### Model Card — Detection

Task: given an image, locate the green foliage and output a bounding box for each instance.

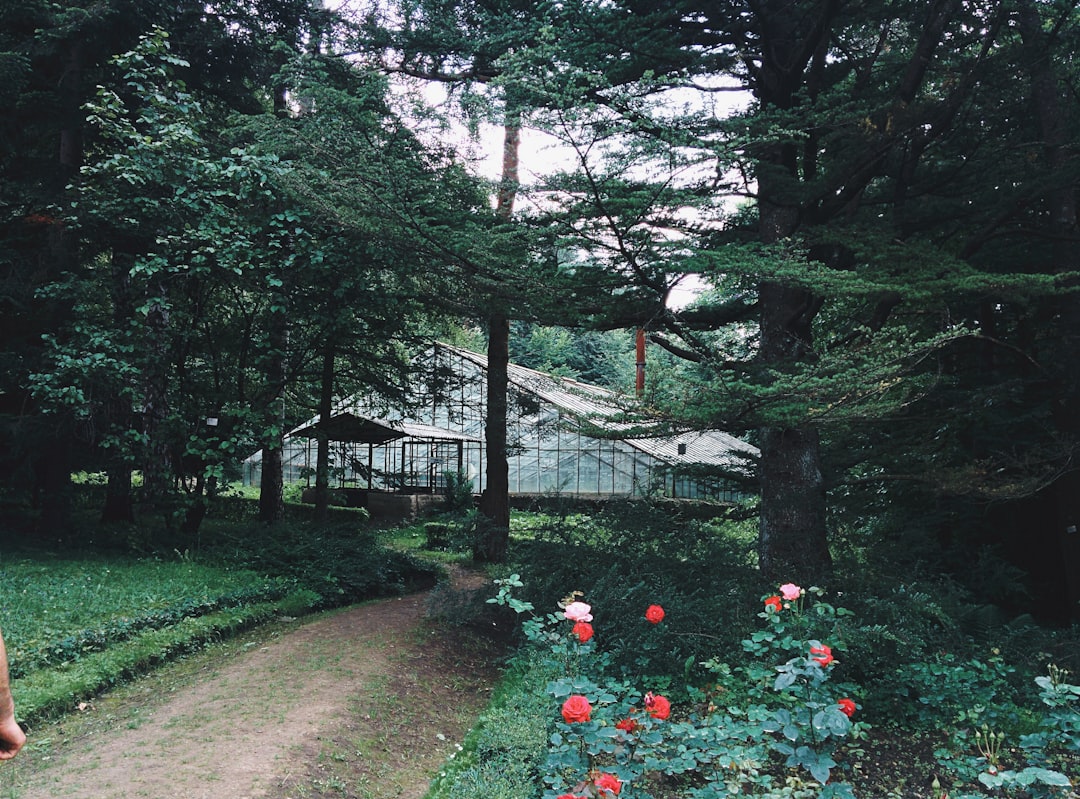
[441,471,476,514]
[0,556,282,670]
[208,521,439,606]
[0,552,320,725]
[931,665,1080,798]
[427,652,556,799]
[506,506,761,681]
[479,566,1077,798]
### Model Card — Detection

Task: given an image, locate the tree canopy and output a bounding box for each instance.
[2,0,1078,617]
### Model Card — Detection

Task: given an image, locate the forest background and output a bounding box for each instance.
[3,1,1080,636]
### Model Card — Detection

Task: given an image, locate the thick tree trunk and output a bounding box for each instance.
[36,427,74,544]
[34,38,84,537]
[140,282,172,516]
[758,426,830,582]
[478,312,511,561]
[102,470,135,525]
[748,5,835,584]
[101,250,136,524]
[476,101,521,563]
[755,197,831,583]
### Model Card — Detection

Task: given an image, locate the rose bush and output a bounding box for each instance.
[485,572,1077,799]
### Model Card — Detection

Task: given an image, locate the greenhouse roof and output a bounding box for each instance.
[290,411,480,444]
[438,343,757,470]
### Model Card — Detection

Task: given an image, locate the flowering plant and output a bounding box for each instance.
[491,575,867,797]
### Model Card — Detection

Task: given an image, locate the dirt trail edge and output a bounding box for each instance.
[3,576,503,799]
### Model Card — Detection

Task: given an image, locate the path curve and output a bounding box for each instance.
[4,582,501,799]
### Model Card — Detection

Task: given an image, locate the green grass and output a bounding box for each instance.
[425,651,555,799]
[1,554,282,658]
[0,552,315,726]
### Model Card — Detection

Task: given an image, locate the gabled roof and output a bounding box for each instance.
[289,411,481,445]
[437,343,757,470]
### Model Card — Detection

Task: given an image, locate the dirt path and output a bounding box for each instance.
[1,578,503,799]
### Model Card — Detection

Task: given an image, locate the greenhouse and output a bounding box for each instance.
[243,343,757,506]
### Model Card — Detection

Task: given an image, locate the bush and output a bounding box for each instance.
[207,520,439,607]
[507,526,761,686]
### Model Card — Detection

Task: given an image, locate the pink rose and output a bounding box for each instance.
[779,583,802,601]
[644,692,671,720]
[838,698,856,718]
[572,621,594,643]
[594,773,622,795]
[563,601,593,622]
[644,604,665,624]
[561,694,592,723]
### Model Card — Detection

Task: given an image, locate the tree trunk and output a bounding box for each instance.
[140,279,173,518]
[102,470,135,525]
[478,312,511,561]
[34,37,84,537]
[749,5,834,584]
[36,426,74,545]
[101,250,136,524]
[313,340,335,521]
[258,302,287,524]
[476,100,521,562]
[756,275,832,583]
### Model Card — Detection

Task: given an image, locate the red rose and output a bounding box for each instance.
[572,621,594,643]
[644,604,665,624]
[644,692,671,720]
[594,773,622,795]
[561,694,592,723]
[810,644,834,667]
[764,595,782,612]
[615,717,640,733]
[838,698,856,718]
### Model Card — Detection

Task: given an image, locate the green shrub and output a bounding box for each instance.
[207,520,439,607]
[507,532,761,687]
